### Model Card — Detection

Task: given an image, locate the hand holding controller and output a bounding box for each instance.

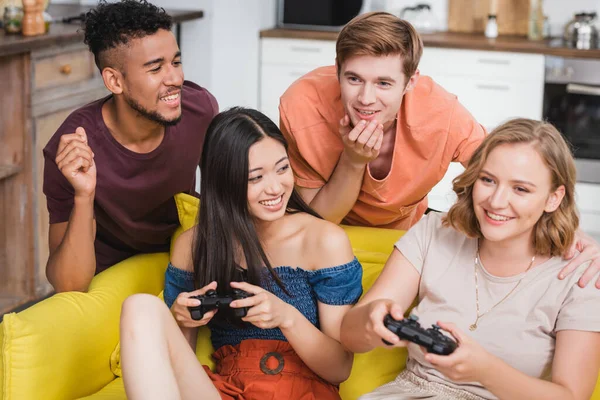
[382,314,457,355]
[188,288,252,321]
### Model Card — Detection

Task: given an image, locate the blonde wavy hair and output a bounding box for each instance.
[443,118,579,257]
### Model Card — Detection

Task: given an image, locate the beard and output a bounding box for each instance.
[125,94,182,126]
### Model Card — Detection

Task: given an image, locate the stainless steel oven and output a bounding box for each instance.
[544,56,600,183]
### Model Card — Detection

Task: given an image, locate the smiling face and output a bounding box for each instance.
[246,137,295,223]
[339,54,416,132]
[473,142,565,248]
[119,29,184,125]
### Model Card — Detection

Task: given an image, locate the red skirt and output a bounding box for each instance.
[203,339,342,400]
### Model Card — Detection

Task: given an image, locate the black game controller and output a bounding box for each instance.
[382,314,457,355]
[188,289,252,321]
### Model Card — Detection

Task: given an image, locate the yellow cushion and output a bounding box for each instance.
[77,378,126,400]
[0,252,168,400]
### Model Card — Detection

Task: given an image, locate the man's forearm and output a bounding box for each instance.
[46,196,96,292]
[308,152,366,224]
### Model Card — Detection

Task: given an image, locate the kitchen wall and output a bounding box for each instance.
[543,0,600,36]
[139,0,276,111]
[54,0,600,110]
[368,0,448,30]
[369,0,600,36]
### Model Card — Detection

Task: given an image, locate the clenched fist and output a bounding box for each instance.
[55,127,96,198]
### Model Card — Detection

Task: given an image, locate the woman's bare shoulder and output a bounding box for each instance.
[299,215,354,270]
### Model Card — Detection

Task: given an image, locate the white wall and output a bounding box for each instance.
[152,0,214,94]
[208,0,276,110]
[146,0,276,111]
[543,0,600,36]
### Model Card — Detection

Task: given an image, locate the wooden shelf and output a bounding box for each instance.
[0,164,22,181]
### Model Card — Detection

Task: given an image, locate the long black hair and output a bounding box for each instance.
[192,107,321,293]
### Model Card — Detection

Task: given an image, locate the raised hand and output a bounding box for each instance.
[170,281,218,328]
[339,115,384,166]
[559,229,600,289]
[55,127,96,198]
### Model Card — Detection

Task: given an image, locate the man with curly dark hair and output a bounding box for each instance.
[42,0,218,292]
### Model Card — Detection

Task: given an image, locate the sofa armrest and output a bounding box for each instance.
[0,252,169,400]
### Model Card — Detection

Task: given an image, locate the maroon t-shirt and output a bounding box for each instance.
[43,81,217,273]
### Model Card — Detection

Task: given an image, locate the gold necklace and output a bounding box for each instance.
[469,250,536,331]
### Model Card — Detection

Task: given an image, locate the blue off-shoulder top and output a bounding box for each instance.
[164,258,363,350]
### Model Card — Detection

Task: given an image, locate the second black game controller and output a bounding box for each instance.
[382,314,457,355]
[188,289,252,321]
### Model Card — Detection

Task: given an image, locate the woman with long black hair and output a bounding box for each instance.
[119,107,362,400]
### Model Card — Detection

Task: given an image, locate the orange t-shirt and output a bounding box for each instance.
[279,65,486,230]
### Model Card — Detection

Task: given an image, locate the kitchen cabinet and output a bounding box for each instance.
[418,47,545,212]
[258,38,546,211]
[259,38,336,124]
[418,47,545,129]
[30,43,108,298]
[0,53,34,314]
[0,43,107,313]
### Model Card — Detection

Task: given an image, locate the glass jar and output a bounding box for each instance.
[528,0,544,40]
[3,5,23,34]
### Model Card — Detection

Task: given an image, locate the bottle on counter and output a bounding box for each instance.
[3,5,23,34]
[485,14,498,38]
[21,0,44,36]
[528,0,544,40]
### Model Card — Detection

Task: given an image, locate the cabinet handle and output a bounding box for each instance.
[477,58,510,65]
[60,64,72,75]
[475,83,510,91]
[567,83,600,97]
[290,46,321,53]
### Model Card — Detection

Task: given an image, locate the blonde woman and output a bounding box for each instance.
[341,119,600,399]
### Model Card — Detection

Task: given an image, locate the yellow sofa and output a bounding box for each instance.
[1,193,599,400]
[0,194,406,400]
